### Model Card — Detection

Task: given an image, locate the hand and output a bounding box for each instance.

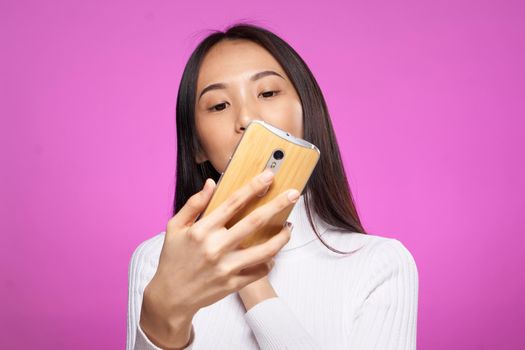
[238,224,294,311]
[140,169,297,348]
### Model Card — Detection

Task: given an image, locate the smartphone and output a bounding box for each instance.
[199,120,320,249]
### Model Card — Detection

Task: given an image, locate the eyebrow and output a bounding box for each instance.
[198,70,285,101]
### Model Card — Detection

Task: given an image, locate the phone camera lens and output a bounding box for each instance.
[273,150,284,160]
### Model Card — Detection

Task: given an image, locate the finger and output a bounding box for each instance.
[220,189,299,251]
[167,178,216,230]
[203,169,275,229]
[222,222,292,273]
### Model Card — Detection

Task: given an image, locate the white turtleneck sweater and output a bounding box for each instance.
[127,195,418,349]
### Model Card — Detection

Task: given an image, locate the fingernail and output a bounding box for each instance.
[287,189,300,202]
[260,170,274,183]
[203,178,213,191]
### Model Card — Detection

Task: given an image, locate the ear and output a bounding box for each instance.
[195,147,208,164]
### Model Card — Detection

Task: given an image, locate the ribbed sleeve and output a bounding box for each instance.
[134,325,163,350]
[134,324,194,350]
[127,234,195,350]
[347,239,419,349]
[244,297,322,349]
[126,225,419,349]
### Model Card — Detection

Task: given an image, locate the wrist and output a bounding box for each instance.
[238,277,277,311]
[140,310,194,349]
[140,283,197,348]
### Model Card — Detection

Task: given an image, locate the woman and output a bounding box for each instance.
[127,23,418,350]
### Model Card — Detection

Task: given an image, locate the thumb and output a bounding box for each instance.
[169,178,216,230]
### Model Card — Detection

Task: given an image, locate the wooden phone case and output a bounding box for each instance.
[199,120,320,248]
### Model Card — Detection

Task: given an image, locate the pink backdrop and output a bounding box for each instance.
[1,0,524,349]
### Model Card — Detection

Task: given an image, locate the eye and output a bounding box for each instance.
[208,102,228,112]
[259,90,281,98]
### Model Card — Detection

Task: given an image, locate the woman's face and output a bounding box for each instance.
[194,39,304,173]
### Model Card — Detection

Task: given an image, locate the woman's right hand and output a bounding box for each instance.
[139,169,299,348]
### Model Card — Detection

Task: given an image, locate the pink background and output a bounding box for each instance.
[1,0,524,349]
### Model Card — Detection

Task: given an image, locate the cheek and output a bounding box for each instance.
[195,117,236,172]
[265,98,303,138]
[291,99,303,132]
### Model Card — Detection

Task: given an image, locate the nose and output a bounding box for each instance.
[236,104,264,132]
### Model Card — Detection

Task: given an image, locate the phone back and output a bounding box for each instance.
[200,120,320,248]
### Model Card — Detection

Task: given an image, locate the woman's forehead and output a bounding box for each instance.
[197,40,287,88]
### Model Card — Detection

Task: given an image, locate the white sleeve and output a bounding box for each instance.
[134,323,194,350]
[244,297,322,349]
[347,239,419,349]
[126,235,195,350]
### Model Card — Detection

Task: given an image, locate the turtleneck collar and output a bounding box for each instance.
[280,194,333,252]
[277,193,368,255]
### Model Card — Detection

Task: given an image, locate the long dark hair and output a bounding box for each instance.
[173,22,367,254]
